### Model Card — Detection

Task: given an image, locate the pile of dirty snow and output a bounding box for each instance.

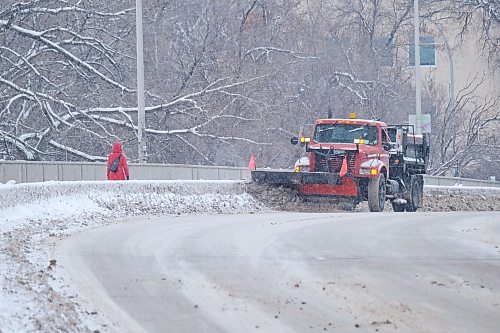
[247,183,500,212]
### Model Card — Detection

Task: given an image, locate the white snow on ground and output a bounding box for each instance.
[0,180,265,333]
[1,179,499,332]
[2,194,105,232]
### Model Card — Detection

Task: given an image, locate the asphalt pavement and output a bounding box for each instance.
[57,211,500,333]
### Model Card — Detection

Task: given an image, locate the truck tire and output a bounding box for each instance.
[405,176,421,212]
[368,174,386,212]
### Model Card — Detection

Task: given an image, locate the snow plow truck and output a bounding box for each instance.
[251,115,430,212]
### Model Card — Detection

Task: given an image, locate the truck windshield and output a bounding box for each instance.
[314,123,379,145]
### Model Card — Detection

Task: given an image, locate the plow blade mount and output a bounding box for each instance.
[251,170,342,186]
[252,170,342,186]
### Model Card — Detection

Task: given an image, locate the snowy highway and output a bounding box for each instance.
[58,211,500,333]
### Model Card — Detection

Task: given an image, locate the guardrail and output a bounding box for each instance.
[0,160,250,183]
[424,175,500,188]
[1,160,499,188]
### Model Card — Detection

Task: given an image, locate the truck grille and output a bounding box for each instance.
[315,151,356,173]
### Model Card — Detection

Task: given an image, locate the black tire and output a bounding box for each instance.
[405,176,421,212]
[392,201,405,212]
[368,173,386,212]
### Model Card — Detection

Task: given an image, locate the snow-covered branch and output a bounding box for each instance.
[245,46,319,62]
[49,140,107,161]
[6,23,131,93]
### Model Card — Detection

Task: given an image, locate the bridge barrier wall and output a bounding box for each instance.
[1,161,499,188]
[0,161,250,183]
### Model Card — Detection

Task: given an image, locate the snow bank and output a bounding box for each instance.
[0,179,264,233]
[0,179,252,209]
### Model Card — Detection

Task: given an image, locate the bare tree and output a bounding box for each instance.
[428,76,499,178]
[445,0,499,69]
[0,0,135,160]
[2,0,495,174]
[0,0,282,164]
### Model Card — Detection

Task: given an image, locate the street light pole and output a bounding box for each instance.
[413,0,422,135]
[136,0,146,163]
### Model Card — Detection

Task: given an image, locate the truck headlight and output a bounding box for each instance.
[360,168,378,175]
[359,168,370,175]
[296,166,310,172]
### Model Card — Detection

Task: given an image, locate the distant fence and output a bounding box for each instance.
[1,161,499,188]
[0,160,250,183]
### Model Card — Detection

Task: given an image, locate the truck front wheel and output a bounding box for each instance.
[368,174,386,212]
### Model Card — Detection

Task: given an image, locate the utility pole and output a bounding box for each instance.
[413,0,422,135]
[136,0,146,163]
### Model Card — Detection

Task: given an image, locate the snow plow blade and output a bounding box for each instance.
[251,170,342,186]
[251,170,359,198]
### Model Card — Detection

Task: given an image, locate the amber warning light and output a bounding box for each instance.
[300,137,310,143]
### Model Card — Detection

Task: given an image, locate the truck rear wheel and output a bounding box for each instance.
[405,176,421,212]
[368,174,386,212]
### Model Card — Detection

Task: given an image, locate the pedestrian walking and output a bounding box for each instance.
[107,142,129,180]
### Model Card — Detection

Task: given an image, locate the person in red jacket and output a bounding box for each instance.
[107,142,130,180]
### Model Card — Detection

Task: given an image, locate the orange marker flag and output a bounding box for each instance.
[248,152,256,171]
[339,156,347,177]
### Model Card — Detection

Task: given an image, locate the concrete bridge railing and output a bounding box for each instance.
[1,161,499,188]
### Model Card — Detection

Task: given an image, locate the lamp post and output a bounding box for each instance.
[413,0,422,135]
[136,0,146,163]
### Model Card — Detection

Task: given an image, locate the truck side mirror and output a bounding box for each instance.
[291,137,299,145]
[395,128,404,146]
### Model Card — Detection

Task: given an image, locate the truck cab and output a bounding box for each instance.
[307,118,390,179]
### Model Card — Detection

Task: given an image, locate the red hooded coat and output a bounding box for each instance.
[107,142,129,180]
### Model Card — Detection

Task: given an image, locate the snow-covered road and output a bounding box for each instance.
[58,212,500,333]
[0,180,263,332]
[1,180,500,332]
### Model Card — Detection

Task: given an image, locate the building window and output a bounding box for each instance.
[409,36,436,66]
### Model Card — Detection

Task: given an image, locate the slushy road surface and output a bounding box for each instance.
[58,212,500,332]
